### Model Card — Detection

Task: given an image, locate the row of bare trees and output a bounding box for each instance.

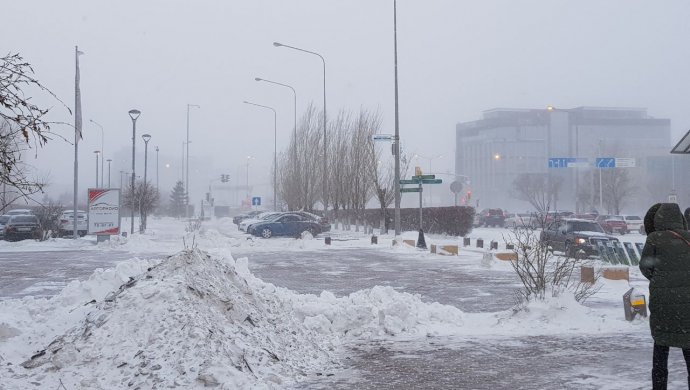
[511,169,634,215]
[276,104,410,232]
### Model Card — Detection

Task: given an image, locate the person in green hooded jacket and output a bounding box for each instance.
[640,203,690,389]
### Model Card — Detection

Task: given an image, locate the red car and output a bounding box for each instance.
[595,215,628,234]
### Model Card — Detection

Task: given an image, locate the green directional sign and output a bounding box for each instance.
[421,179,442,184]
[413,174,435,180]
[400,187,422,193]
[399,179,420,185]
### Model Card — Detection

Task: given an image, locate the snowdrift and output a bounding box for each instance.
[0,249,467,389]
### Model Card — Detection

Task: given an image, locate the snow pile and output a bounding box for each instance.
[1,250,337,389]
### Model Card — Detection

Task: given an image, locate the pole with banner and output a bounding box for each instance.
[73,46,84,239]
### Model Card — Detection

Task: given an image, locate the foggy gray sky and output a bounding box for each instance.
[3,0,690,205]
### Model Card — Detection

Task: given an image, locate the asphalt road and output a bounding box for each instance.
[233,248,682,390]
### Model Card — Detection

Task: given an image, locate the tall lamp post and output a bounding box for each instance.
[93,150,100,187]
[392,0,402,237]
[106,159,112,187]
[141,134,151,232]
[245,156,254,200]
[89,119,105,187]
[128,109,141,235]
[243,101,278,211]
[273,42,327,212]
[255,77,298,200]
[186,104,200,219]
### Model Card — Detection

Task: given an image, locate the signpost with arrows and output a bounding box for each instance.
[399,173,443,248]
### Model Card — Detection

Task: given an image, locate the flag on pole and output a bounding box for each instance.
[75,46,84,141]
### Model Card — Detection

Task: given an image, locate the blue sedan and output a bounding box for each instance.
[248,214,321,238]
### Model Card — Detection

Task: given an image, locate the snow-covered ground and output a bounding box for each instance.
[0,218,668,389]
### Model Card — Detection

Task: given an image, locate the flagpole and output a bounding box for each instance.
[73,46,83,239]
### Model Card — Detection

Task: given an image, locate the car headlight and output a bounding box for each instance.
[575,237,587,245]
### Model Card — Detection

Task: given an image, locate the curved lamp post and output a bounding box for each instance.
[255,77,298,202]
[243,101,277,211]
[128,109,141,235]
[273,41,327,211]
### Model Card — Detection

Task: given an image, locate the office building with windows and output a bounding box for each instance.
[455,106,685,213]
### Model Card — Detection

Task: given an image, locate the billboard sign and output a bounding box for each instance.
[87,188,121,235]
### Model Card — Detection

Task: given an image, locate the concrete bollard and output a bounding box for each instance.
[490,241,498,250]
[403,239,416,247]
[463,237,471,247]
[325,236,332,245]
[476,239,484,248]
[430,244,437,254]
[506,243,515,250]
[371,235,378,245]
[602,266,629,281]
[440,245,459,256]
[580,265,595,284]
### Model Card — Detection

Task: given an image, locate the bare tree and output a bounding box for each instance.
[511,173,563,213]
[0,53,67,212]
[505,217,600,305]
[123,180,159,232]
[577,169,635,214]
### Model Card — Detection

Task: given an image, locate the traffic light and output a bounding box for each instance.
[220,174,230,183]
[466,190,472,201]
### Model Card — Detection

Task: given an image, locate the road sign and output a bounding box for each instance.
[399,179,420,185]
[596,157,615,168]
[421,179,442,184]
[615,158,636,168]
[450,181,463,193]
[252,197,261,206]
[372,134,394,141]
[413,174,435,180]
[548,157,589,168]
[400,187,422,193]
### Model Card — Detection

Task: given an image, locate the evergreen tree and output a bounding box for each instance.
[169,181,187,218]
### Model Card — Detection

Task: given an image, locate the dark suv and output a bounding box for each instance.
[4,215,41,241]
[477,208,505,227]
[540,218,619,258]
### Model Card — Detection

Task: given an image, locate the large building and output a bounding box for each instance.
[455,106,689,214]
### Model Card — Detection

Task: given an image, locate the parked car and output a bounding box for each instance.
[4,214,41,241]
[239,212,281,232]
[0,215,10,239]
[540,218,620,258]
[504,213,535,228]
[477,208,505,227]
[248,213,322,238]
[233,210,263,226]
[58,210,88,237]
[6,208,33,216]
[292,211,331,232]
[595,215,628,234]
[620,215,643,234]
[573,213,597,221]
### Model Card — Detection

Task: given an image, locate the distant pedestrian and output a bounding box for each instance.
[639,203,690,389]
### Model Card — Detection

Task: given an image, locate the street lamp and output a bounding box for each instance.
[273,41,328,212]
[243,101,278,211]
[106,159,112,187]
[93,150,100,187]
[128,109,141,236]
[255,77,298,200]
[89,119,104,187]
[141,133,152,232]
[186,104,200,219]
[392,0,402,237]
